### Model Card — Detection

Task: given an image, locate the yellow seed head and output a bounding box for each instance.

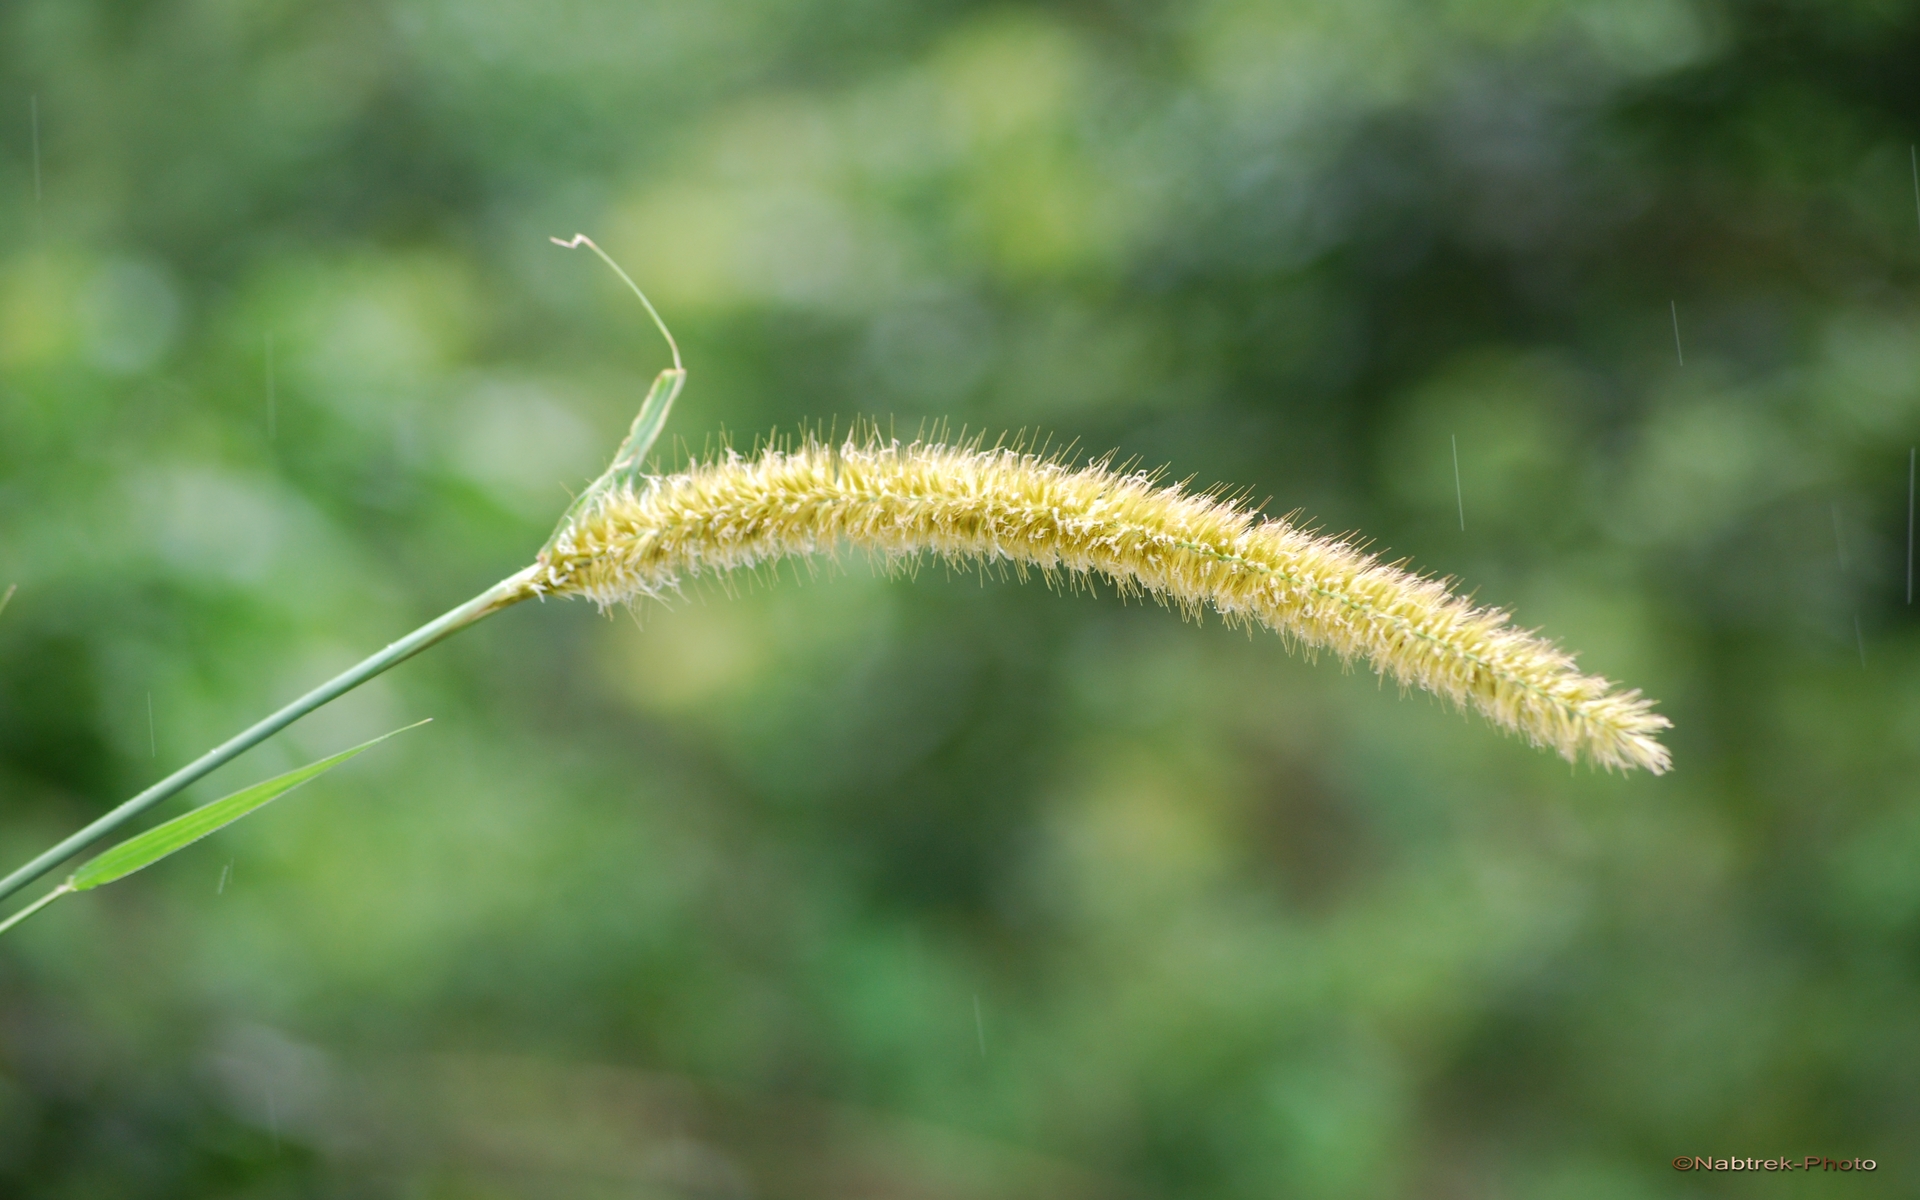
[530,437,1670,773]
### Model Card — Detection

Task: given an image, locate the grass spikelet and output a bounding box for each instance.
[532,436,1671,774]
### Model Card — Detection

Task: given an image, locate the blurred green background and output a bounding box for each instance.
[2,0,1917,1195]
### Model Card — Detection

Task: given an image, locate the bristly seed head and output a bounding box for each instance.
[529,435,1671,774]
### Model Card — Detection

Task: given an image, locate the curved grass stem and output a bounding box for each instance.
[0,567,539,908]
[0,236,663,915]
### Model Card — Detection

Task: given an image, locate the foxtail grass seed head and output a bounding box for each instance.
[529,436,1671,773]
[0,244,1674,919]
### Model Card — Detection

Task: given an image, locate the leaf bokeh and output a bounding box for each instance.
[3,1,1918,1196]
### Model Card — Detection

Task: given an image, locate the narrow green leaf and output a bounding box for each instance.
[608,366,688,483]
[67,719,430,893]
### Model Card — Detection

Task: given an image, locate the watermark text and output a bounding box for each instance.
[1674,1156,1875,1173]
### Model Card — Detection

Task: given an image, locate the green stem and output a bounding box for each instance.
[0,567,539,908]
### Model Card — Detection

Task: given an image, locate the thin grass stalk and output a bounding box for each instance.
[0,568,538,906]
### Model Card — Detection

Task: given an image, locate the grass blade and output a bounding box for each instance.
[68,719,430,893]
[608,366,688,484]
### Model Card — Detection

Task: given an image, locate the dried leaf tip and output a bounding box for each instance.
[534,437,1671,774]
